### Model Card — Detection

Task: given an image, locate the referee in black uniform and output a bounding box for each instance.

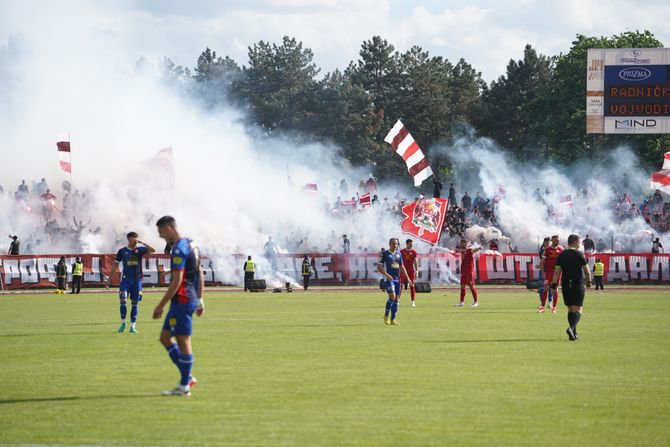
[551,234,592,341]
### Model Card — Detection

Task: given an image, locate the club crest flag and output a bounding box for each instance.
[384,120,433,187]
[400,197,448,245]
[56,132,71,173]
[650,151,670,194]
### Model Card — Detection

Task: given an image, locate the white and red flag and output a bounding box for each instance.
[559,194,573,208]
[650,151,670,194]
[493,185,506,203]
[400,197,448,245]
[56,133,71,173]
[384,120,433,187]
[359,192,371,207]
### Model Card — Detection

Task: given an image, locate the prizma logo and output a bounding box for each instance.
[619,67,651,81]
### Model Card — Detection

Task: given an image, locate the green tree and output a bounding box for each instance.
[237,36,320,132]
[191,48,241,108]
[474,44,554,157]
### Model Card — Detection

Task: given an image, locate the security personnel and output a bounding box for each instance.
[71,257,84,294]
[55,256,67,294]
[593,258,605,291]
[243,255,255,291]
[301,255,312,291]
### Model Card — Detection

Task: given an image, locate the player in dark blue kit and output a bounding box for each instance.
[377,238,409,325]
[106,232,156,333]
[153,216,205,397]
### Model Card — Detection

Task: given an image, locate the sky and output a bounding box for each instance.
[1,0,668,83]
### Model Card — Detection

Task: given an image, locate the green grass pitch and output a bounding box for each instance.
[1,287,669,446]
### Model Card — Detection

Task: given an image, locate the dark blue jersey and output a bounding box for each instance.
[170,238,200,305]
[115,245,149,281]
[379,249,402,279]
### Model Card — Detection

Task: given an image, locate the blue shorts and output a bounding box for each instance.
[162,301,198,336]
[384,278,401,297]
[120,279,143,301]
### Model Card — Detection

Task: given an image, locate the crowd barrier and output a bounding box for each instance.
[1,252,668,290]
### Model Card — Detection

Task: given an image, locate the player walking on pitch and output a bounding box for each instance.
[400,238,419,307]
[539,234,563,313]
[107,232,156,333]
[378,238,409,325]
[455,238,480,307]
[551,234,592,341]
[153,216,205,396]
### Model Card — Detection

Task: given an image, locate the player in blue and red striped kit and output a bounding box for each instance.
[107,232,156,333]
[153,216,205,397]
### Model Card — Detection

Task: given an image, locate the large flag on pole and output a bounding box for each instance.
[384,120,433,187]
[650,151,670,194]
[400,197,448,245]
[56,133,71,173]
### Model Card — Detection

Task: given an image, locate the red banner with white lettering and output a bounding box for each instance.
[1,253,669,290]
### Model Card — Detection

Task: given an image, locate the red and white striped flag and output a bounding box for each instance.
[650,151,670,194]
[359,192,371,207]
[493,185,506,203]
[560,194,573,208]
[56,133,71,173]
[384,120,433,187]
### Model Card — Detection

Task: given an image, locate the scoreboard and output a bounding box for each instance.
[587,48,670,134]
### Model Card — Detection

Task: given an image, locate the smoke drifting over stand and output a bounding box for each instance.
[1,2,667,287]
[436,135,667,252]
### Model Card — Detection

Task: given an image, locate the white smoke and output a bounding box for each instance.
[0,2,427,286]
[436,135,668,252]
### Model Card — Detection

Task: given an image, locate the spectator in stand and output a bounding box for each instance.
[432,177,443,199]
[36,178,49,197]
[472,192,482,211]
[652,237,664,253]
[448,183,456,205]
[17,180,29,199]
[264,236,278,271]
[342,235,351,253]
[595,238,606,252]
[371,194,379,206]
[533,187,543,202]
[339,179,348,196]
[461,192,471,211]
[8,235,20,255]
[365,175,377,194]
[582,234,595,253]
[40,188,57,220]
[488,239,499,251]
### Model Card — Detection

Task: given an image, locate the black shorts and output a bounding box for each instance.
[562,286,585,307]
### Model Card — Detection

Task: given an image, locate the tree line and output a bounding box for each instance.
[161,30,670,184]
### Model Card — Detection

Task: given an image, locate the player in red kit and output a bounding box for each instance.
[455,238,481,307]
[539,234,564,313]
[400,239,419,307]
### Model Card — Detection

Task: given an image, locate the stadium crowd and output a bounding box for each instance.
[2,174,670,255]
